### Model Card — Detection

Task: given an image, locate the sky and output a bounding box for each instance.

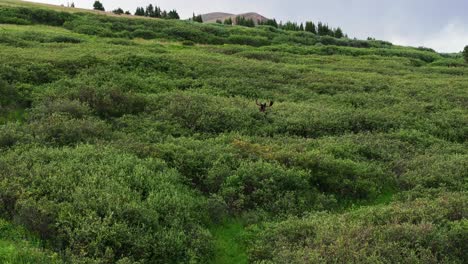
[28,0,468,53]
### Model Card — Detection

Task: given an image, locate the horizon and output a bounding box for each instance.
[26,0,468,53]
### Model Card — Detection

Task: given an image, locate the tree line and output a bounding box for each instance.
[260,19,345,38]
[91,1,179,19]
[212,15,346,38]
[134,4,180,19]
[92,1,345,38]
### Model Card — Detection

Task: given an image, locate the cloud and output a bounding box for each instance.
[388,20,468,53]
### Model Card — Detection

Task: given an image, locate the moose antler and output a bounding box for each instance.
[256,99,274,113]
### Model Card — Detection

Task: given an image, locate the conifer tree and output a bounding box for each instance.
[155,6,161,17]
[305,21,316,34]
[168,10,180,19]
[192,13,203,23]
[464,46,468,63]
[70,2,75,8]
[93,1,104,11]
[112,8,124,15]
[334,27,344,38]
[224,17,233,25]
[135,7,145,16]
[146,4,154,17]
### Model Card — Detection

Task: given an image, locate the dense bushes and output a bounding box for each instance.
[0,145,213,263]
[247,192,467,263]
[69,86,147,118]
[0,7,72,26]
[0,2,466,263]
[0,80,18,109]
[220,161,331,214]
[228,35,270,47]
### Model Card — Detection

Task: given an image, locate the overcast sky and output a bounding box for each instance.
[29,0,468,53]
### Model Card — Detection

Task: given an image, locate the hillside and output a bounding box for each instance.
[202,12,269,24]
[201,12,234,22]
[0,1,467,264]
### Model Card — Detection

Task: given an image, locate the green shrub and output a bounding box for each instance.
[182,40,195,46]
[72,86,147,118]
[31,99,92,119]
[0,145,214,263]
[0,80,18,108]
[49,35,82,43]
[220,161,325,214]
[228,35,270,47]
[0,7,72,26]
[29,113,110,145]
[0,123,28,149]
[131,29,157,39]
[247,192,467,263]
[463,45,468,63]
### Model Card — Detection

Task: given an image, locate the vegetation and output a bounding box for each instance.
[236,16,255,27]
[0,1,466,263]
[464,45,468,63]
[192,13,203,23]
[92,0,104,11]
[134,3,179,19]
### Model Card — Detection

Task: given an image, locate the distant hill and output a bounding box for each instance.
[202,12,269,24]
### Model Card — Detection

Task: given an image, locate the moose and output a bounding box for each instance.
[256,99,274,113]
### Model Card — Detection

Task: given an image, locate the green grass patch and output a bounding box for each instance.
[210,219,248,264]
[0,219,61,264]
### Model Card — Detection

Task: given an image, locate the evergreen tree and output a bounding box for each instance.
[146,4,154,17]
[282,21,300,31]
[299,23,304,31]
[135,7,145,16]
[305,21,316,34]
[464,46,468,63]
[235,16,244,26]
[124,11,131,15]
[246,18,255,27]
[192,13,203,23]
[267,19,278,28]
[93,1,104,11]
[70,2,75,8]
[224,17,233,25]
[112,8,124,15]
[334,27,344,38]
[155,6,161,18]
[235,16,255,27]
[317,22,324,35]
[161,10,167,18]
[317,22,333,36]
[258,19,278,28]
[216,19,222,24]
[167,10,180,19]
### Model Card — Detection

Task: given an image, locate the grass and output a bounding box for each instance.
[210,219,248,264]
[0,219,61,264]
[0,108,26,124]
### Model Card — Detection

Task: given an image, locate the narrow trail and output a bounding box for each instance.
[210,219,248,264]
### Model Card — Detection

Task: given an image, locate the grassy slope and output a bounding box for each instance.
[0,1,466,263]
[210,220,248,264]
[0,219,61,264]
